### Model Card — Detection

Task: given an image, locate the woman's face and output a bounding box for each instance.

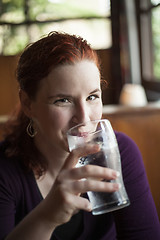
[29,60,103,152]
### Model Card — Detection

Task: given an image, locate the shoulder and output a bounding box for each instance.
[0,141,21,174]
[0,141,33,199]
[115,131,140,154]
[0,141,21,187]
[113,135,160,239]
[0,141,40,207]
[114,131,145,184]
[115,131,143,163]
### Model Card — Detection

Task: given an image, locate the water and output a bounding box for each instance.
[77,147,130,215]
[77,146,120,170]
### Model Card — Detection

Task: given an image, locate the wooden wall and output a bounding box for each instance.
[0,55,19,115]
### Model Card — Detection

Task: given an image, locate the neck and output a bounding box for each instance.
[34,138,70,198]
[34,137,69,179]
[46,149,69,178]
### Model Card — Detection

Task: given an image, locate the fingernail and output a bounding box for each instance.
[93,144,101,150]
[116,171,120,177]
[87,203,92,212]
[88,144,99,151]
[114,183,121,190]
[113,171,120,178]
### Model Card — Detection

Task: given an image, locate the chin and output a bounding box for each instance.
[59,140,70,153]
[64,143,70,153]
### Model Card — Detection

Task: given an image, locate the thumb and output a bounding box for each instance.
[62,144,100,170]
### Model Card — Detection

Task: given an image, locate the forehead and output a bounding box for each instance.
[51,59,99,76]
[38,60,101,96]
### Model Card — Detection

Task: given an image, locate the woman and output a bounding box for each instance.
[0,32,159,240]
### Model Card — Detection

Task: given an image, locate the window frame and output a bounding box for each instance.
[136,0,160,101]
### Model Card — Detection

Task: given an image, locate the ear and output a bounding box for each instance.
[19,89,33,118]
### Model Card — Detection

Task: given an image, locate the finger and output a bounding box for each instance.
[68,179,120,195]
[62,144,100,169]
[49,185,92,214]
[71,195,92,212]
[59,165,119,182]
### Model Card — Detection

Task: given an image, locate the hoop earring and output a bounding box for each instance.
[26,119,37,138]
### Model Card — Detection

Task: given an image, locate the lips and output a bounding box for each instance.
[77,132,89,138]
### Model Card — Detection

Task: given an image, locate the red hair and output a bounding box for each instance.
[4,31,101,177]
[17,31,100,99]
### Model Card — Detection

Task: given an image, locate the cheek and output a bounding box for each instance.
[32,107,57,131]
[91,102,103,119]
[38,107,72,131]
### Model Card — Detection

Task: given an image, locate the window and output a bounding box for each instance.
[140,0,160,80]
[138,0,160,100]
[151,0,160,79]
[0,0,111,55]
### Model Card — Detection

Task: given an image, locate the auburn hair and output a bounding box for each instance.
[3,31,102,178]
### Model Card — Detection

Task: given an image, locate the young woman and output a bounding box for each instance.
[0,32,159,240]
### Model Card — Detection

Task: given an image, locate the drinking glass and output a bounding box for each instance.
[67,119,130,215]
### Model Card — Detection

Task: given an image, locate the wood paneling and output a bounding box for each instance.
[0,55,19,115]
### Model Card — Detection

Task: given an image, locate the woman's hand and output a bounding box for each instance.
[42,144,120,228]
[6,145,120,240]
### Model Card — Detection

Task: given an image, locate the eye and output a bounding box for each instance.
[87,94,99,101]
[54,98,71,106]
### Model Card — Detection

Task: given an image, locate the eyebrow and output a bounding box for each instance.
[48,94,71,100]
[48,88,101,100]
[89,88,101,94]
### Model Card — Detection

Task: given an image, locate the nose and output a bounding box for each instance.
[72,101,90,124]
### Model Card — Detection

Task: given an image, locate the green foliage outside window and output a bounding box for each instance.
[0,0,111,55]
[152,5,160,79]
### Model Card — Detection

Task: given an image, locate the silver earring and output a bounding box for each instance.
[26,119,37,138]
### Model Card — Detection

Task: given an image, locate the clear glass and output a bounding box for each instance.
[67,119,130,215]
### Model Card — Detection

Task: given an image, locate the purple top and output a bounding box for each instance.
[0,132,160,240]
